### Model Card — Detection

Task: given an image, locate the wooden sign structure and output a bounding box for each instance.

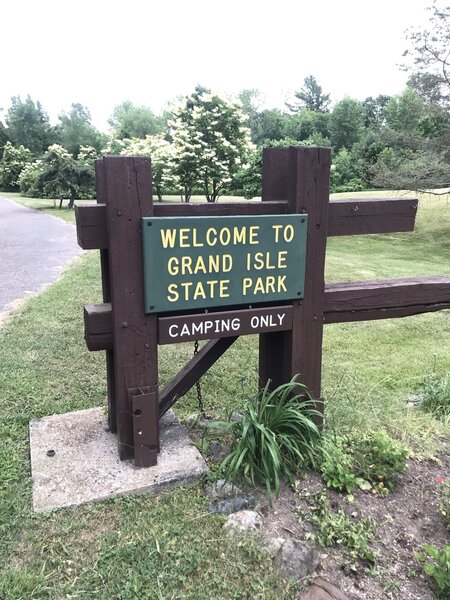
[76,147,450,468]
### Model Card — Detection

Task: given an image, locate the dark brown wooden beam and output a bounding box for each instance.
[84,303,112,351]
[154,200,287,217]
[327,198,417,236]
[83,276,450,352]
[75,195,417,250]
[324,276,450,322]
[75,203,108,249]
[103,156,158,465]
[159,337,238,416]
[94,160,117,433]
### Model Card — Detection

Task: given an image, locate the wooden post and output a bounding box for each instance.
[94,160,116,433]
[103,156,159,465]
[260,147,331,420]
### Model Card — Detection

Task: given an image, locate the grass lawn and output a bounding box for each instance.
[0,190,449,598]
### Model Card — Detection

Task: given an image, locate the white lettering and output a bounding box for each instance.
[169,324,179,338]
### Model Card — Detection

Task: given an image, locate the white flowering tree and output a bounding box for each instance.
[0,142,32,191]
[168,87,254,202]
[118,135,178,201]
[19,144,98,203]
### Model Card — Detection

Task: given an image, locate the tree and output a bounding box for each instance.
[57,103,105,156]
[108,101,163,139]
[383,88,443,137]
[362,95,391,129]
[250,109,286,145]
[0,122,9,158]
[19,145,97,203]
[5,96,55,154]
[371,88,450,193]
[329,98,364,151]
[168,87,254,202]
[287,75,330,113]
[395,2,450,193]
[118,135,178,201]
[283,109,331,143]
[403,1,450,107]
[0,142,32,191]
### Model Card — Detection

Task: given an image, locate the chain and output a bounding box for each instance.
[193,340,206,418]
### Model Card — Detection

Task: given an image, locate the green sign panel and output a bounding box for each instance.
[142,215,308,314]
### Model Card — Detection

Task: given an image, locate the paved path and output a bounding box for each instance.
[0,196,82,318]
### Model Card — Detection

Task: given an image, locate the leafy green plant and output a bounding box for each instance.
[299,491,376,562]
[352,431,407,494]
[419,372,450,422]
[320,436,362,493]
[319,432,407,495]
[220,377,322,496]
[415,544,450,598]
[436,477,450,530]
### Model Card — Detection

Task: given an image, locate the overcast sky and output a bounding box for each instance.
[1,0,433,132]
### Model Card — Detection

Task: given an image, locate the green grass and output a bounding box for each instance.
[0,190,449,597]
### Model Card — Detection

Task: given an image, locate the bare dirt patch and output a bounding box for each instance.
[260,447,449,599]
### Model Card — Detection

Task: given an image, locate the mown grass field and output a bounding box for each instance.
[0,191,449,598]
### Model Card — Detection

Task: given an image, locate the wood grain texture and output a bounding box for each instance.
[75,195,417,250]
[84,276,450,351]
[260,147,331,420]
[94,161,116,432]
[103,156,158,464]
[324,276,450,322]
[75,203,108,249]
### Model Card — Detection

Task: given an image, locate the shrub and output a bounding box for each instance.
[415,544,450,598]
[320,432,407,495]
[0,141,32,191]
[221,377,322,496]
[321,436,362,493]
[419,372,450,422]
[352,431,407,494]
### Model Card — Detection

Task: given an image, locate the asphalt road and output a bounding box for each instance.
[0,196,82,318]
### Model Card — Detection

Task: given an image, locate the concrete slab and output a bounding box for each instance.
[30,408,207,512]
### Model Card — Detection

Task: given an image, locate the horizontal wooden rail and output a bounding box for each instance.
[83,276,450,352]
[324,275,450,323]
[76,197,417,250]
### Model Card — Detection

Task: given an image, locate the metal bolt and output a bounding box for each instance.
[122,321,128,328]
[301,218,305,223]
[144,342,150,349]
[149,306,154,310]
[147,221,152,226]
[352,205,359,212]
[117,210,122,216]
[46,449,55,457]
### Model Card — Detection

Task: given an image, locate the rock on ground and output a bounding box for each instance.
[300,577,350,600]
[223,510,262,536]
[265,537,320,581]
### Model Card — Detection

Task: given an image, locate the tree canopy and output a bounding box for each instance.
[168,86,254,202]
[287,75,331,113]
[6,96,55,155]
[108,101,163,139]
[57,103,105,156]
